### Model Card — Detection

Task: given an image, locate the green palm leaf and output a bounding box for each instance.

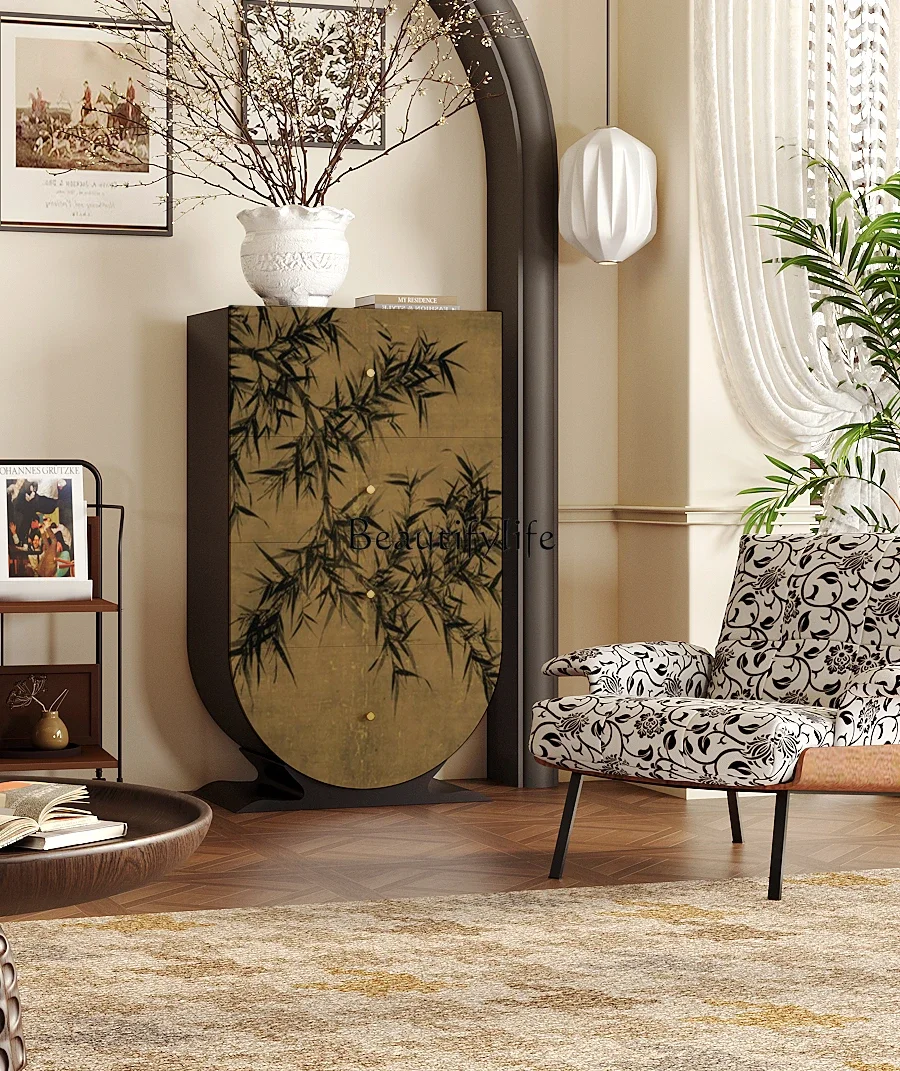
[744,159,900,533]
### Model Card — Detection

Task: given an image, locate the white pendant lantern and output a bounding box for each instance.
[559,126,658,264]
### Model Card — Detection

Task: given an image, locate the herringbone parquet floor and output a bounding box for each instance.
[7,778,900,921]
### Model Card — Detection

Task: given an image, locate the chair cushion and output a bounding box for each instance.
[530,694,836,788]
[709,534,900,708]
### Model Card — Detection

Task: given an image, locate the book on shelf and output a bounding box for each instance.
[0,780,124,850]
[360,304,461,311]
[1,463,92,602]
[17,820,127,851]
[355,294,459,308]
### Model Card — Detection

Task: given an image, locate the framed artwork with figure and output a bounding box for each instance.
[0,11,172,234]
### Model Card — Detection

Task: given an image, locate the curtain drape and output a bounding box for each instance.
[695,0,900,525]
[808,0,900,195]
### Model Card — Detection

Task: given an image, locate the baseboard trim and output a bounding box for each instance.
[644,784,736,801]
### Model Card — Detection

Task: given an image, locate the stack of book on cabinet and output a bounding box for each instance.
[355,294,461,311]
[0,780,126,851]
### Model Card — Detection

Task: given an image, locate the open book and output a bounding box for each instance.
[0,780,93,849]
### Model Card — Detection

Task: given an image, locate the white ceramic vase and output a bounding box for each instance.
[238,204,355,307]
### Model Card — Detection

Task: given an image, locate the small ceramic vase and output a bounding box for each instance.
[32,710,69,750]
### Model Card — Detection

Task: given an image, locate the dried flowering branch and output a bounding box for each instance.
[96,0,522,207]
[6,675,70,714]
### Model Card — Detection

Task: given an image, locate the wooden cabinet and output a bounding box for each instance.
[188,307,512,808]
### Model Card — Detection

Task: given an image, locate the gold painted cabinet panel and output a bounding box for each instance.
[227,307,503,789]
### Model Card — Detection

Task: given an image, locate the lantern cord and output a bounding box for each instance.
[606,0,611,127]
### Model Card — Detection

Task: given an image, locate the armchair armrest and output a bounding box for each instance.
[834,663,900,747]
[542,641,712,699]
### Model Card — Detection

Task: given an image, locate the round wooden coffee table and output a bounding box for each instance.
[0,778,211,1071]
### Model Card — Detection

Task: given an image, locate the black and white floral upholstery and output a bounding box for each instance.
[531,535,900,788]
[542,641,712,699]
[530,693,834,787]
[834,664,900,746]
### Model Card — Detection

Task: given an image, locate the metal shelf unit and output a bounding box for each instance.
[0,459,124,781]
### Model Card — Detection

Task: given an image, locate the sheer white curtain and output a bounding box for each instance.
[695,0,900,524]
[808,0,900,194]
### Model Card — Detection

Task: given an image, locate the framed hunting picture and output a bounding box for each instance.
[0,11,172,234]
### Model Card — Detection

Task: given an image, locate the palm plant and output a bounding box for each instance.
[741,159,900,533]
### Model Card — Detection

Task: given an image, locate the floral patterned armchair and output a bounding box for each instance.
[531,534,900,899]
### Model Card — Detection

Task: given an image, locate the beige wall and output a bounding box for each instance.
[617,0,692,644]
[1,0,618,788]
[532,0,620,700]
[615,0,781,654]
[617,0,691,513]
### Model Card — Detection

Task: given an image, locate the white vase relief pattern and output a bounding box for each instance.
[238,205,354,307]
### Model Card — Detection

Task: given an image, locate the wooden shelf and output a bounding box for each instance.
[0,746,118,772]
[0,466,125,783]
[0,599,118,615]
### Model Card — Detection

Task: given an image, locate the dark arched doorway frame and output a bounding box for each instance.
[437,0,559,788]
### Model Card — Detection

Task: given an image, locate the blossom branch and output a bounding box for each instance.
[98,0,522,208]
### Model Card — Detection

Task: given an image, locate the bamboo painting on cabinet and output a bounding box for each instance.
[226,307,503,789]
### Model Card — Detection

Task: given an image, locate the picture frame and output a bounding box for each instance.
[0,10,172,235]
[242,0,386,151]
[0,463,92,601]
[0,663,100,747]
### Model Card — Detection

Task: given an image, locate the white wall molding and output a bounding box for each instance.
[559,504,819,527]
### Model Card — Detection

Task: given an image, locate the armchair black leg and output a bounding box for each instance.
[727,789,743,844]
[549,772,583,879]
[768,792,791,901]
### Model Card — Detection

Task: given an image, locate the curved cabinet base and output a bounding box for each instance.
[195,749,489,812]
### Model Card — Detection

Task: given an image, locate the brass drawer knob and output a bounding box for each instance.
[365,711,376,721]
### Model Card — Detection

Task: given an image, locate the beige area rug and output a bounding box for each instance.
[7,872,900,1071]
